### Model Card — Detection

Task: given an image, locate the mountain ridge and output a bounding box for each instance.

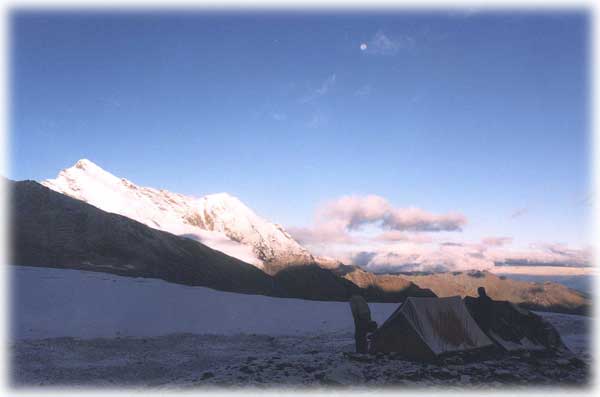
[41,159,314,275]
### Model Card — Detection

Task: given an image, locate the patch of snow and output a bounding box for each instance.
[11,266,397,340]
[13,266,590,362]
[534,311,591,358]
[194,192,313,266]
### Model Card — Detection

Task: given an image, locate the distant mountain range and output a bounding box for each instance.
[400,271,589,315]
[7,159,591,314]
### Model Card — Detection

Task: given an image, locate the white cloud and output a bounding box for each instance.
[363,30,414,56]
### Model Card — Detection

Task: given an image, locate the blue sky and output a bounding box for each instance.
[10,10,590,256]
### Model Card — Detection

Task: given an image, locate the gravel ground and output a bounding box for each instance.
[10,331,590,389]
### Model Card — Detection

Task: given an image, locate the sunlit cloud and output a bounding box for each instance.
[481,236,513,246]
[373,230,433,244]
[347,242,591,274]
[353,243,490,273]
[289,195,466,248]
[319,195,466,232]
[287,219,354,246]
[288,193,590,273]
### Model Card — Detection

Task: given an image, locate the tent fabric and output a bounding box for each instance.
[464,297,568,353]
[370,296,494,359]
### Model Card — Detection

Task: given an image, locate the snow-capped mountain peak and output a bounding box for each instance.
[194,192,314,269]
[74,158,98,169]
[42,159,315,273]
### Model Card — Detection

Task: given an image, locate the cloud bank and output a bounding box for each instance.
[287,194,590,274]
[493,244,591,268]
[318,195,467,232]
[481,237,513,246]
[290,195,466,248]
[349,243,591,274]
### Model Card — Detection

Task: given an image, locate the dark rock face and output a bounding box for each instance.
[335,266,437,302]
[10,180,274,296]
[271,264,437,302]
[272,265,364,301]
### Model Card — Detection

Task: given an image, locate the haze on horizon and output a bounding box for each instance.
[10,10,592,273]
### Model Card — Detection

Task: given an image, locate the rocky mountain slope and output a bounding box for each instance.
[399,270,590,315]
[192,192,314,275]
[327,265,589,314]
[11,180,274,295]
[41,159,314,274]
[334,265,436,302]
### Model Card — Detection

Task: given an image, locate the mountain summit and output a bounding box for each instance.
[42,159,314,274]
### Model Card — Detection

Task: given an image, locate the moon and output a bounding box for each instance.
[360,43,367,51]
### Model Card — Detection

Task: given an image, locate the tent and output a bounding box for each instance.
[464,297,569,353]
[370,296,494,360]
